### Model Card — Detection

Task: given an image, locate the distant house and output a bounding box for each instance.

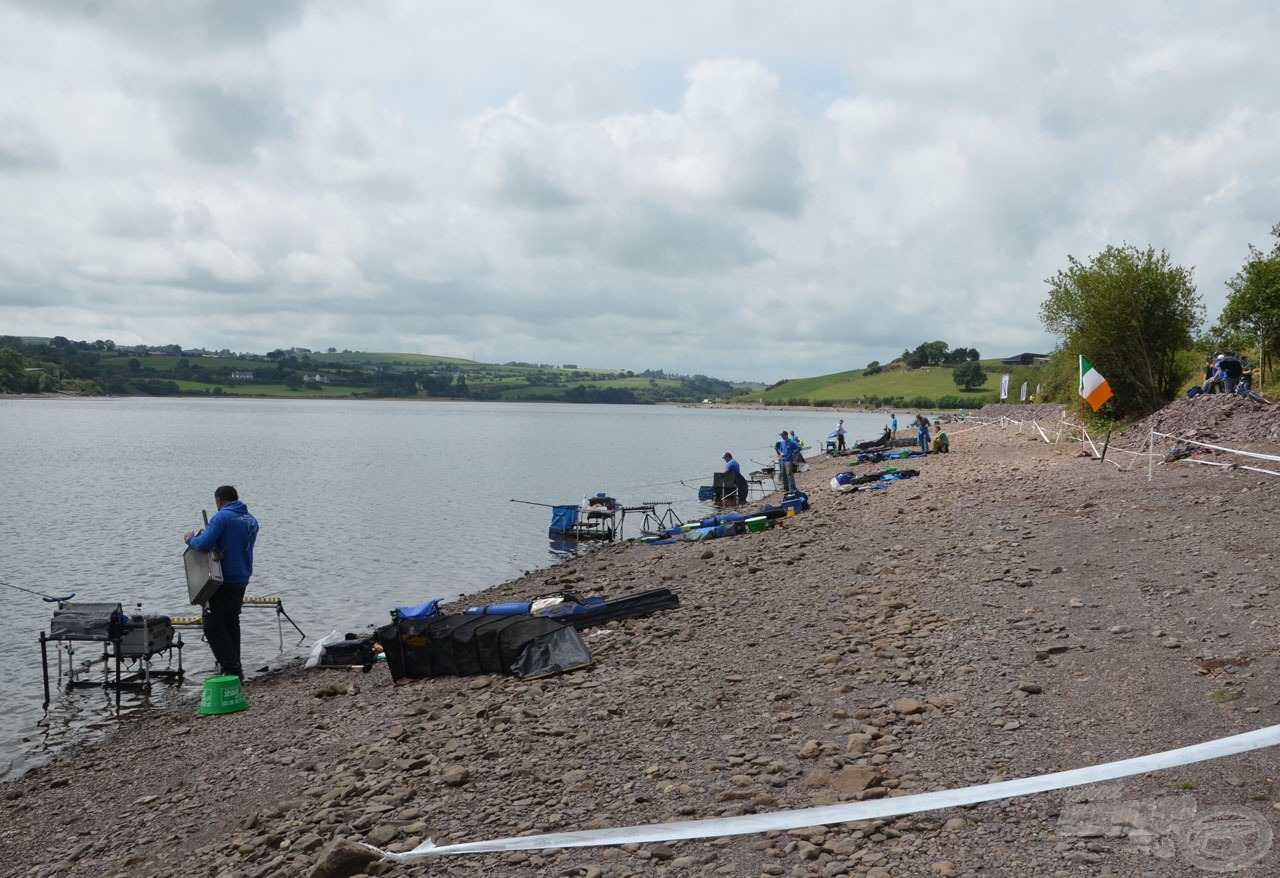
[303,373,329,384]
[1001,353,1050,366]
[231,371,254,380]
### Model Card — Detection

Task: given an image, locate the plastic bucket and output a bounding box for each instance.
[197,674,248,715]
[745,517,767,533]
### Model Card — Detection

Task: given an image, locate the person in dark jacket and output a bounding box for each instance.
[184,486,259,680]
[1219,353,1244,393]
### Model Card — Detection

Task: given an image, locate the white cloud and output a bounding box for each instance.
[1,2,1279,379]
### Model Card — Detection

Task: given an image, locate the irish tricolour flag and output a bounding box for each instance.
[1079,355,1113,411]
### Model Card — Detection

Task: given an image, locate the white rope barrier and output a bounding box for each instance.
[369,724,1280,862]
[1148,430,1280,481]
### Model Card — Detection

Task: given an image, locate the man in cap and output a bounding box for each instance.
[722,452,750,503]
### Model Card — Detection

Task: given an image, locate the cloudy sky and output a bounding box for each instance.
[1,1,1278,382]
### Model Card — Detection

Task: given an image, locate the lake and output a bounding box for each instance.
[0,397,895,780]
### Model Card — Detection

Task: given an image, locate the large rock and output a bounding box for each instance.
[309,839,382,878]
[829,765,881,794]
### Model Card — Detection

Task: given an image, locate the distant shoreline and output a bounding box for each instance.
[1,393,992,416]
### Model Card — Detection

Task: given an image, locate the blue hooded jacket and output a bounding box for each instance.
[187,500,259,585]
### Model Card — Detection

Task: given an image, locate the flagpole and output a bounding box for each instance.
[1078,355,1086,453]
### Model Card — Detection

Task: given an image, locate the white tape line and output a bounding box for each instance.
[372,724,1280,862]
[1150,430,1280,464]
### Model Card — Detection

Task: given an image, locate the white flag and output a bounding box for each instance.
[1000,373,1009,400]
[1020,381,1028,401]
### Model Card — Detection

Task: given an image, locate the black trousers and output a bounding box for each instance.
[204,583,246,678]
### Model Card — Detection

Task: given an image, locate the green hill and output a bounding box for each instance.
[0,337,753,404]
[748,360,1047,409]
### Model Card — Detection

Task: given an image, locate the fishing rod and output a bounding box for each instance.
[0,578,75,603]
[510,499,561,508]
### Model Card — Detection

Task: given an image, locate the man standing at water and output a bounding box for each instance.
[777,431,797,493]
[913,413,931,454]
[722,452,750,503]
[184,486,259,680]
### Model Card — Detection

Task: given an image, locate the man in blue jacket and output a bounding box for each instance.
[777,431,797,492]
[184,486,259,680]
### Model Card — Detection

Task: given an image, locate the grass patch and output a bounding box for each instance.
[1209,688,1243,704]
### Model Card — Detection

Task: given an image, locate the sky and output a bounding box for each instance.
[1,1,1278,383]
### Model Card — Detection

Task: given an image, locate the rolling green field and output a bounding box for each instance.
[5,337,1044,407]
[753,360,1047,408]
[310,352,478,367]
[172,380,355,398]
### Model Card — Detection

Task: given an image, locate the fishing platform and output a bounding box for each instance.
[517,494,684,544]
[39,596,306,709]
[40,602,184,709]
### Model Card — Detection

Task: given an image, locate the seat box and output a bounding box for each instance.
[50,602,124,641]
[111,616,175,657]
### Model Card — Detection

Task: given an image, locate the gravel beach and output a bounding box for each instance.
[3,403,1279,878]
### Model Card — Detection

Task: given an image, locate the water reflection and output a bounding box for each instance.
[547,537,582,562]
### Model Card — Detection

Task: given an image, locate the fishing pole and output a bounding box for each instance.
[0,578,75,602]
[509,499,560,508]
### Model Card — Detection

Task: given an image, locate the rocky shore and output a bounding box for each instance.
[3,405,1279,878]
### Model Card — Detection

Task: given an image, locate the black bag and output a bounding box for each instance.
[562,587,681,631]
[377,617,435,681]
[318,634,377,671]
[423,613,477,677]
[449,616,493,676]
[495,616,573,670]
[381,609,597,680]
[50,602,124,641]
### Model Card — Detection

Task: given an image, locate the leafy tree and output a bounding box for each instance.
[1039,244,1203,416]
[864,360,882,375]
[901,341,949,368]
[0,346,25,391]
[1216,222,1280,382]
[951,360,988,390]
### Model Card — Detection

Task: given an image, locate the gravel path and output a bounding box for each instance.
[3,406,1279,878]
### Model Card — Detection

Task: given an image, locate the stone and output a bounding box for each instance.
[308,839,381,878]
[441,767,471,787]
[829,765,881,794]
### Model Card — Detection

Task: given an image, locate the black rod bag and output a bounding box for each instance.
[562,587,680,631]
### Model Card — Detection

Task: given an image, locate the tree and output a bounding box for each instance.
[1217,222,1280,382]
[902,341,949,368]
[0,346,24,392]
[952,360,988,390]
[1039,244,1203,416]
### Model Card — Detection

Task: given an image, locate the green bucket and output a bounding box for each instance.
[198,674,248,716]
[745,517,767,533]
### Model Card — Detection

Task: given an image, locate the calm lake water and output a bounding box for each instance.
[0,398,894,781]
